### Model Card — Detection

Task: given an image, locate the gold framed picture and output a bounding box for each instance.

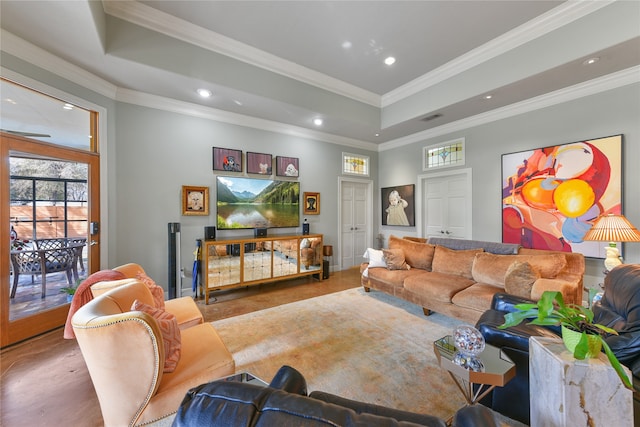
[182,185,209,216]
[303,192,320,215]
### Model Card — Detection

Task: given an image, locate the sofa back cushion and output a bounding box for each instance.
[471,252,567,287]
[431,246,484,279]
[388,235,435,270]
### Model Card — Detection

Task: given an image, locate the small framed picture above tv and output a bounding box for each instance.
[276,156,299,177]
[246,152,272,175]
[216,176,300,229]
[212,147,242,172]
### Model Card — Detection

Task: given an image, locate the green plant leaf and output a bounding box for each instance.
[573,332,589,360]
[499,309,539,328]
[601,340,633,390]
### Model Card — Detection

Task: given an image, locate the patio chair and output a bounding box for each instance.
[10,246,78,298]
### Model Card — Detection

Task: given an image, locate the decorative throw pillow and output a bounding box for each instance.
[132,299,181,373]
[363,248,388,268]
[136,272,165,309]
[504,261,540,299]
[388,235,435,270]
[431,246,484,279]
[382,248,410,270]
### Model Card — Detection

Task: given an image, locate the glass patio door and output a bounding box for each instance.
[1,134,100,346]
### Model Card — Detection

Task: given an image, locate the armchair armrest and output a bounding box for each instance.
[268,365,307,396]
[490,293,535,313]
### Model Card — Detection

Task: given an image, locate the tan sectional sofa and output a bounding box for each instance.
[361,236,585,324]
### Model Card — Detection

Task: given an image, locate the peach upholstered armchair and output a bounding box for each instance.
[72,280,235,426]
[90,262,203,329]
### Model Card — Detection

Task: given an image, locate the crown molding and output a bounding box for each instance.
[1,29,118,99]
[102,1,380,107]
[115,88,377,151]
[379,66,640,152]
[381,0,614,107]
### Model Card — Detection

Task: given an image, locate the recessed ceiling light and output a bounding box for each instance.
[384,56,396,66]
[583,57,600,65]
[375,133,380,137]
[197,88,212,98]
[234,100,243,106]
[313,118,323,126]
[484,95,493,100]
[342,41,352,49]
[63,103,74,110]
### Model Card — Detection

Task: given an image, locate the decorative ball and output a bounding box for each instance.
[453,352,485,372]
[453,325,485,357]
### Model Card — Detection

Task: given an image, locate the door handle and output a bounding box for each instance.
[90,240,98,246]
[440,230,445,234]
[445,231,451,235]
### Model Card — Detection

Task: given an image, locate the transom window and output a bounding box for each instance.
[342,153,370,177]
[423,138,465,171]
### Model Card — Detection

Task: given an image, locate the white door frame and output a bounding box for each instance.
[416,168,472,239]
[338,176,374,270]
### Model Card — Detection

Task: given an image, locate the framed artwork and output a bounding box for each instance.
[246,152,272,175]
[303,192,320,215]
[212,147,242,172]
[182,185,209,216]
[276,156,299,177]
[502,134,622,258]
[381,184,415,226]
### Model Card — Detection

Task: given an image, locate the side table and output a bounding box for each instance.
[434,335,516,405]
[529,336,633,427]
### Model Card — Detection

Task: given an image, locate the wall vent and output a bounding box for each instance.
[420,113,442,122]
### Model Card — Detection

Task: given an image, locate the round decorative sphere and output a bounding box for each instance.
[453,352,485,372]
[453,325,485,357]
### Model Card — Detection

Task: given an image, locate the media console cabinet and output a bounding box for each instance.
[202,234,323,304]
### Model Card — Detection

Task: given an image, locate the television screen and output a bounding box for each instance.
[216,176,300,229]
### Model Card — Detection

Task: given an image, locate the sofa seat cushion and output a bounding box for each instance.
[388,235,435,270]
[166,296,205,329]
[367,267,424,288]
[431,246,484,279]
[471,252,568,287]
[452,283,504,313]
[139,323,235,424]
[404,272,474,303]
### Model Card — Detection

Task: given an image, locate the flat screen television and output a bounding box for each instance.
[216,176,300,229]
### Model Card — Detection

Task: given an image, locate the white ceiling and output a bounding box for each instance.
[1,1,639,148]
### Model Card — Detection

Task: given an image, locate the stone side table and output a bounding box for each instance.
[529,336,633,427]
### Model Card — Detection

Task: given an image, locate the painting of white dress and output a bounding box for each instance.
[381,184,415,226]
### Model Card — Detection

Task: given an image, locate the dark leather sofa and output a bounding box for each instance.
[172,365,501,427]
[476,263,640,425]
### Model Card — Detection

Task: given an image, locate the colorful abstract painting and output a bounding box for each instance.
[502,135,622,258]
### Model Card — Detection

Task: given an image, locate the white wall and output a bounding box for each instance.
[113,103,378,286]
[378,82,640,290]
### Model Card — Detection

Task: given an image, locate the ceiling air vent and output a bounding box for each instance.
[420,113,442,122]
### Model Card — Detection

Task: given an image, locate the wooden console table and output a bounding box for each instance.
[202,234,323,304]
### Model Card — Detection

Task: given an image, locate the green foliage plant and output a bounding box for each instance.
[499,290,632,389]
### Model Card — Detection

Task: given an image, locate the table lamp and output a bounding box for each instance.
[583,213,640,271]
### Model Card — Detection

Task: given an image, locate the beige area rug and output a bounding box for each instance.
[200,288,526,426]
[150,288,526,426]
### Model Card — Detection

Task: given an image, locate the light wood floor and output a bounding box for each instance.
[0,268,361,427]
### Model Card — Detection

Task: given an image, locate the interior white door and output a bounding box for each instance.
[423,170,471,239]
[340,180,370,269]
